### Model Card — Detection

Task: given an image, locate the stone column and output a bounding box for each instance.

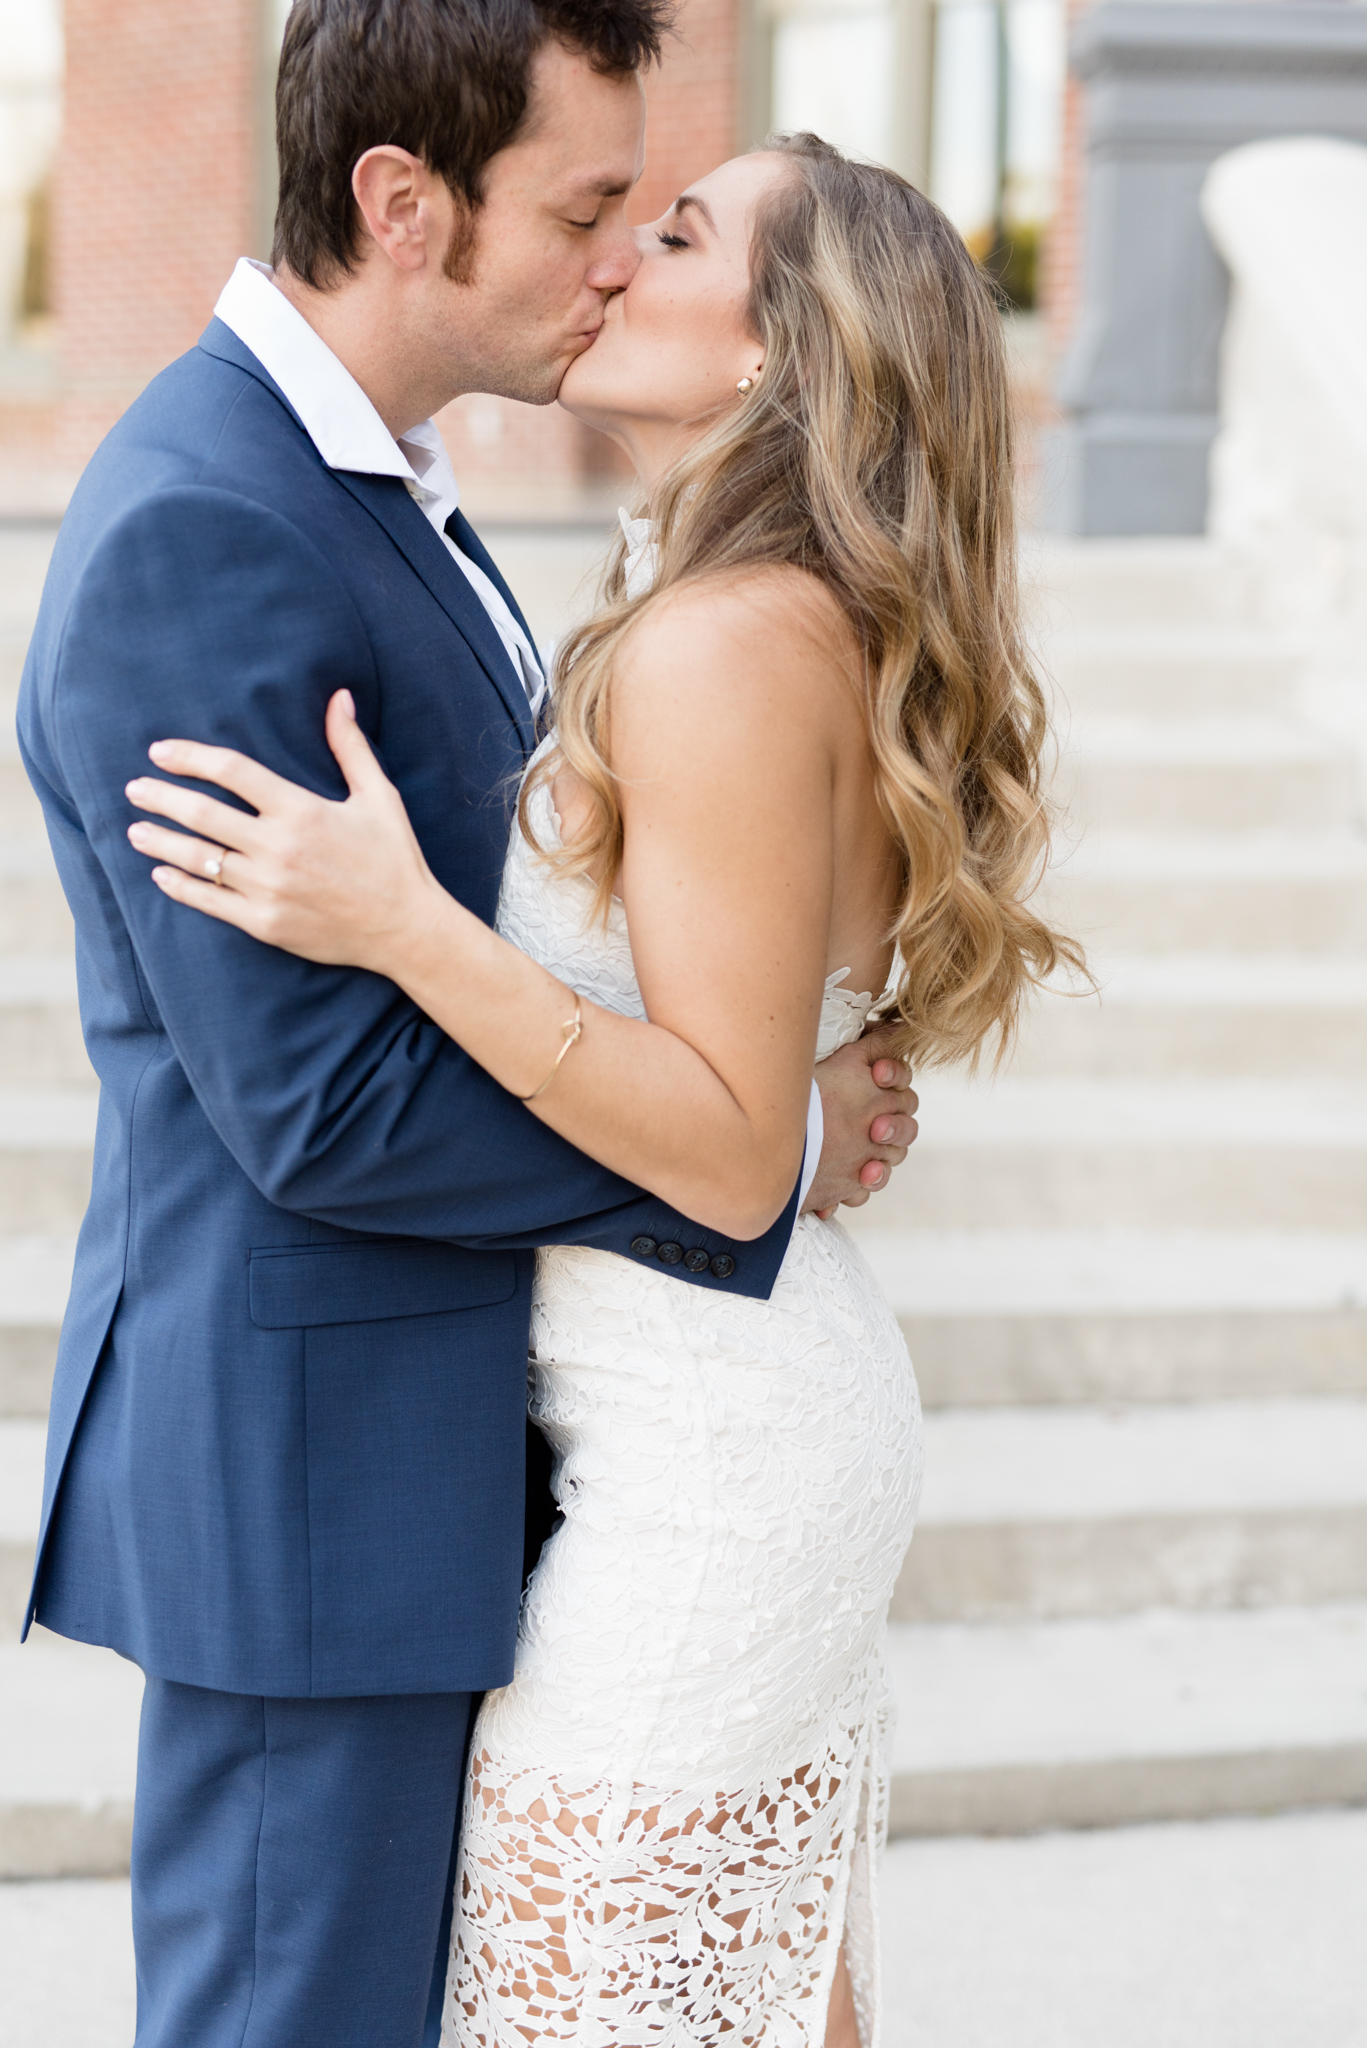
[1041,1,1367,537]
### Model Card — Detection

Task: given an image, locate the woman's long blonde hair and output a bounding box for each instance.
[522,132,1082,1069]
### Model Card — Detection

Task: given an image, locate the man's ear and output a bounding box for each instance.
[351,146,444,273]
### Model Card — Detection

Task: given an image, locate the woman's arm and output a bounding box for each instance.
[127,574,863,1239]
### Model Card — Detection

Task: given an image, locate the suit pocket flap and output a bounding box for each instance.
[248,1241,517,1329]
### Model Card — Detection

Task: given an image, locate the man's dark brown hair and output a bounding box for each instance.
[273,0,673,289]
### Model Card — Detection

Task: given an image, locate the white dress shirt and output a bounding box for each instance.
[212,258,826,1215]
[213,258,544,711]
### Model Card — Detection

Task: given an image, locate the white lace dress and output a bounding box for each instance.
[443,757,923,2048]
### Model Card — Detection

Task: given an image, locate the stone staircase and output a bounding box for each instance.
[849,539,1367,1832]
[2,527,1366,1878]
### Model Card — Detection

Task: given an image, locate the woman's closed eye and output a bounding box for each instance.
[655,231,690,251]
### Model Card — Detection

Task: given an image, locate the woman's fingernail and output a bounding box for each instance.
[128,823,149,844]
[148,741,171,761]
[339,690,355,718]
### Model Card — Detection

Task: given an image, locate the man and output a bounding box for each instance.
[17,3,917,2042]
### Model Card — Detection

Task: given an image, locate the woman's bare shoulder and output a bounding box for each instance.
[615,565,859,722]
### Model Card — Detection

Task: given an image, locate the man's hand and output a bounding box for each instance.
[803,1022,918,1217]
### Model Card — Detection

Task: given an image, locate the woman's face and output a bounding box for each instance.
[557,152,785,476]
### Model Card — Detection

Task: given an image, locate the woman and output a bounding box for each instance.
[124,135,1076,2048]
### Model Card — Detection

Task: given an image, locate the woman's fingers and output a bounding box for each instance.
[147,862,260,933]
[324,690,388,799]
[144,737,291,813]
[125,775,263,853]
[127,820,245,886]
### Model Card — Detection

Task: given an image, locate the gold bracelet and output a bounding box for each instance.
[518,991,583,1103]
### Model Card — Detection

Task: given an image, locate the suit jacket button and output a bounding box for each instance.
[630,1236,657,1258]
[683,1248,710,1273]
[657,1241,684,1266]
[710,1254,736,1279]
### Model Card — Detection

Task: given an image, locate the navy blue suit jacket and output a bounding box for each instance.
[16,321,799,1698]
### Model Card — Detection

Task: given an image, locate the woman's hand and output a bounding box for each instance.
[125,690,448,974]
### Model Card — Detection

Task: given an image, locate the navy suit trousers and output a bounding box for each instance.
[131,1680,474,2048]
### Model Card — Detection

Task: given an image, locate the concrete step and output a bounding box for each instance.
[0,842,71,951]
[0,958,90,1084]
[886,1601,1367,1835]
[0,765,44,834]
[1040,831,1367,953]
[0,1632,140,1879]
[7,1811,1367,2048]
[10,1382,1366,1630]
[1,1416,42,1627]
[850,1223,1367,1319]
[851,1223,1367,1402]
[9,1606,1366,1872]
[0,1236,72,1417]
[903,1307,1367,1406]
[6,1235,1366,1416]
[1025,539,1264,632]
[893,1399,1367,1621]
[0,1087,96,1232]
[1013,954,1367,1078]
[1041,630,1305,718]
[1055,717,1354,834]
[881,1808,1367,2048]
[0,533,57,628]
[0,1877,136,2048]
[872,1077,1367,1229]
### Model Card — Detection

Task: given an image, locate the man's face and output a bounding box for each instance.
[440,39,647,405]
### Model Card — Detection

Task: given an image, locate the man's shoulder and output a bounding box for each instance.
[76,329,311,516]
[40,335,345,629]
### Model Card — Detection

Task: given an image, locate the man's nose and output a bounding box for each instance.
[586,217,642,295]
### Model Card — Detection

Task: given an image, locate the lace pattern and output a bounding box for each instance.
[443,742,923,2046]
[450,1660,893,2048]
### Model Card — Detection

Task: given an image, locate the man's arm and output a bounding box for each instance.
[40,487,707,1252]
[41,487,914,1268]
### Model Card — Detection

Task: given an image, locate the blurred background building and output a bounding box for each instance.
[3,3,1367,2043]
[0,0,1076,513]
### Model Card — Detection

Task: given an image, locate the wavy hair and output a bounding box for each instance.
[522,132,1083,1069]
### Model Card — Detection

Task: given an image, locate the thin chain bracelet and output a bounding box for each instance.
[518,991,584,1103]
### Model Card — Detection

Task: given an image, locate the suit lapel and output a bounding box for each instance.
[448,509,538,650]
[330,472,536,757]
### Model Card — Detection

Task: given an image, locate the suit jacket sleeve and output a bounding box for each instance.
[37,486,799,1288]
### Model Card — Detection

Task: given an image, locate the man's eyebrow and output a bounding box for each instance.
[674,192,716,232]
[570,174,637,199]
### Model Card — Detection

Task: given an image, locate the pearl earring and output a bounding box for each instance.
[737,376,755,396]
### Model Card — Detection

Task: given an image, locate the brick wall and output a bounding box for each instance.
[52,0,260,472]
[3,0,744,506]
[1037,0,1090,375]
[637,0,740,222]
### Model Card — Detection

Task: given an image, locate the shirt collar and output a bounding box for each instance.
[213,259,458,522]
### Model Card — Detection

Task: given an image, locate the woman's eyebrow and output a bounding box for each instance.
[673,193,716,234]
